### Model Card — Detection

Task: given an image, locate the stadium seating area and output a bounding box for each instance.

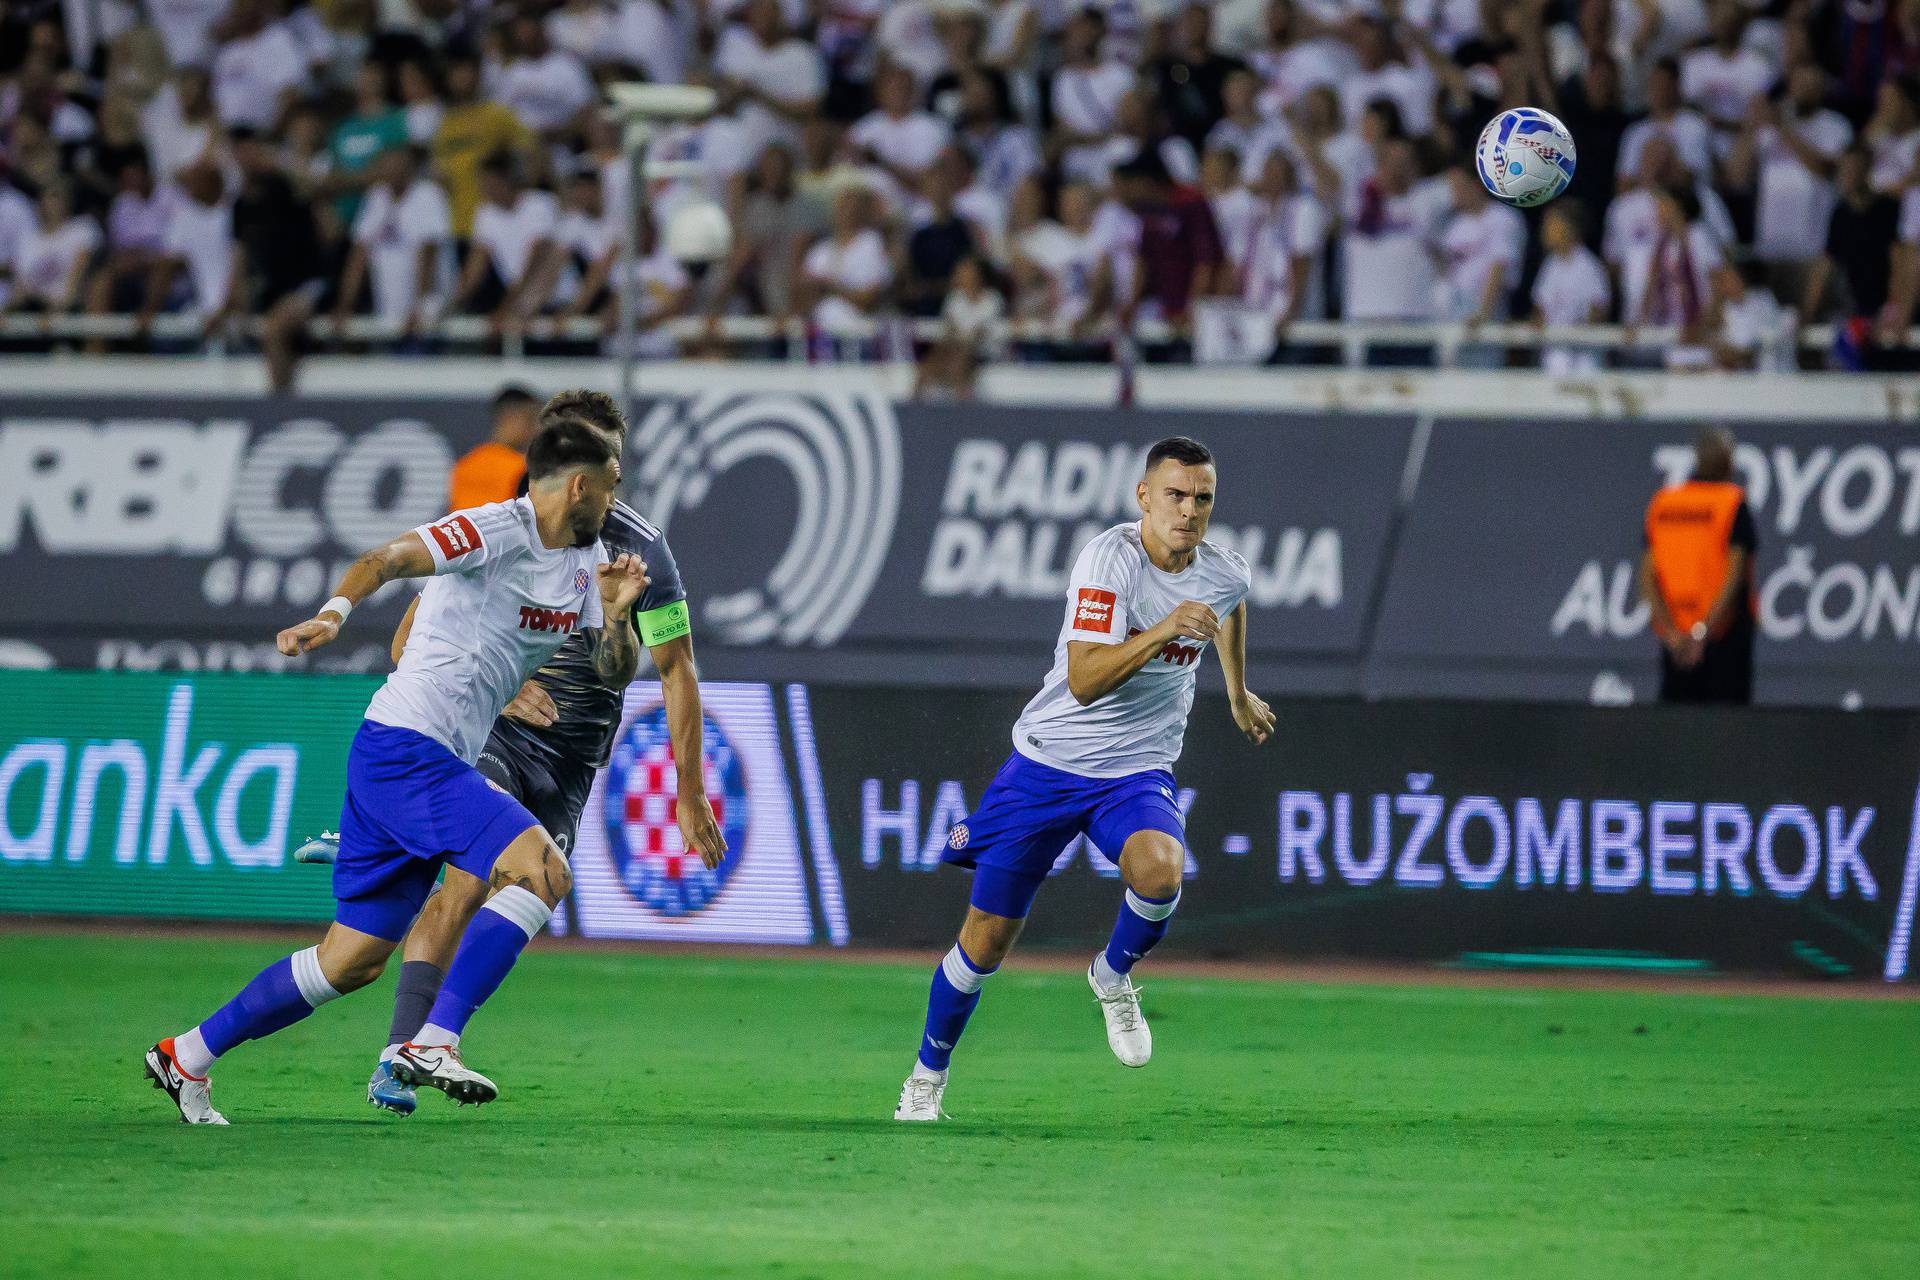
[1,0,1918,382]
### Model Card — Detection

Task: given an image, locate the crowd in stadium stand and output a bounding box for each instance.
[1,0,1918,386]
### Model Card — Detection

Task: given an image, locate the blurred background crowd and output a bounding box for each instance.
[2,0,1918,388]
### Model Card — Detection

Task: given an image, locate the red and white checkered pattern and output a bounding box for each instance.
[617,742,726,882]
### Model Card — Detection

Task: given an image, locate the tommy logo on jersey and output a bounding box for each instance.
[426,514,481,560]
[1126,626,1202,666]
[1074,588,1117,634]
[519,605,580,634]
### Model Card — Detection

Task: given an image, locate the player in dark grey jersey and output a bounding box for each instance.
[301,390,726,1116]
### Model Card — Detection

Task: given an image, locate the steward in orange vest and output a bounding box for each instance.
[1639,427,1758,704]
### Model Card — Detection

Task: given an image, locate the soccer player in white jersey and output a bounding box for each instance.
[895,436,1277,1122]
[143,420,648,1123]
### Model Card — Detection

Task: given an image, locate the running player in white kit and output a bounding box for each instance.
[895,436,1277,1121]
[143,419,648,1123]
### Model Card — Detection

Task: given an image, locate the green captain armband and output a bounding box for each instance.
[636,599,691,646]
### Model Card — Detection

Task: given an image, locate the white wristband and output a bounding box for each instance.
[320,596,353,624]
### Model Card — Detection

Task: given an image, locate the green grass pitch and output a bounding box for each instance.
[2,932,1916,1279]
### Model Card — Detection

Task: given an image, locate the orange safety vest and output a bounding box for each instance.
[449,442,526,511]
[1644,480,1745,634]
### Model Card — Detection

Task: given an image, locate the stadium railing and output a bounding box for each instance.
[5,313,1907,367]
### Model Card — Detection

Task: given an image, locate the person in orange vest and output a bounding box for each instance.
[448,386,538,509]
[1639,426,1759,704]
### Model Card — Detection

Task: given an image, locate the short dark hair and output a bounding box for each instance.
[1145,436,1214,472]
[541,389,626,435]
[526,418,617,483]
[493,384,537,413]
[1114,149,1172,187]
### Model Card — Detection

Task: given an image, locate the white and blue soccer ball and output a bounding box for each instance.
[1475,108,1577,209]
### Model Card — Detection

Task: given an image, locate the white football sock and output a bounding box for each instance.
[909,1061,947,1082]
[1091,951,1125,993]
[378,1044,399,1064]
[173,1027,215,1077]
[414,1022,460,1049]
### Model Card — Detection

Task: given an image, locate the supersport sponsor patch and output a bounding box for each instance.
[1074,587,1117,634]
[427,514,481,560]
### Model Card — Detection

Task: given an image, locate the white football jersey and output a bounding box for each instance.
[365,498,606,762]
[1012,521,1251,779]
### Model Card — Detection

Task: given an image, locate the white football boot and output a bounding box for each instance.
[144,1039,228,1125]
[291,830,339,865]
[893,1068,948,1122]
[392,1042,498,1106]
[1089,964,1152,1067]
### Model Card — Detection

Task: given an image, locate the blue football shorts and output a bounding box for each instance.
[939,750,1185,919]
[331,719,541,941]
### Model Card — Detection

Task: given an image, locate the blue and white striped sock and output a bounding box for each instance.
[418,887,551,1044]
[180,946,341,1073]
[1098,888,1180,985]
[917,943,995,1074]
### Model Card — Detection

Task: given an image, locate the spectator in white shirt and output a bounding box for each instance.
[1604,135,1736,278]
[795,183,892,337]
[1437,163,1526,325]
[542,169,623,335]
[332,146,453,344]
[916,254,1004,398]
[613,211,695,357]
[611,0,690,88]
[137,160,234,335]
[952,70,1043,201]
[1243,147,1328,330]
[211,0,308,132]
[1865,73,1920,222]
[1206,67,1293,181]
[1628,183,1723,367]
[1051,8,1136,184]
[1009,178,1110,339]
[1337,16,1437,138]
[1726,63,1851,280]
[397,58,445,146]
[1341,138,1443,332]
[545,0,618,66]
[1246,0,1352,117]
[1708,260,1793,371]
[851,65,953,190]
[148,0,231,70]
[495,12,596,138]
[2,182,100,318]
[453,153,562,334]
[0,180,33,307]
[714,0,828,161]
[1617,59,1715,185]
[141,64,218,183]
[1196,145,1329,363]
[1679,0,1775,129]
[1530,200,1612,373]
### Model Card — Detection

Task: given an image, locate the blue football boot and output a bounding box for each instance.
[368,1060,418,1116]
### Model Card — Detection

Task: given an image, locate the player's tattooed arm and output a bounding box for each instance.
[654,632,728,869]
[1066,600,1219,705]
[1218,602,1276,746]
[589,554,650,687]
[276,531,435,656]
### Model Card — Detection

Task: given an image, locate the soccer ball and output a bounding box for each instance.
[1475,108,1577,209]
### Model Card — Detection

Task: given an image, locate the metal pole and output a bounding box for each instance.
[618,123,651,427]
